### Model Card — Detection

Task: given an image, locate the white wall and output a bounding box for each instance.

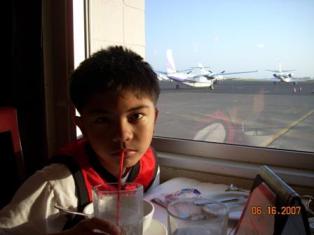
[88,0,145,58]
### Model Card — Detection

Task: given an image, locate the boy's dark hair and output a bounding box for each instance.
[69,46,160,112]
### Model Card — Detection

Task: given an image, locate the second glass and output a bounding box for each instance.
[167,198,228,235]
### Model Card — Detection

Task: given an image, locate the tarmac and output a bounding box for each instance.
[155,80,314,153]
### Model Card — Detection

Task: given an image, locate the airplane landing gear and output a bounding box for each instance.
[292,86,302,94]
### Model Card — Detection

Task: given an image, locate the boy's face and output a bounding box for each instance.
[75,89,158,176]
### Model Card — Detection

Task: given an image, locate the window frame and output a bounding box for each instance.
[152,137,314,188]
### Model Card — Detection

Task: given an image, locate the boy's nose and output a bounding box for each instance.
[112,120,133,144]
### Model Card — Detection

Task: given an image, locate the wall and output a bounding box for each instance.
[88,0,145,57]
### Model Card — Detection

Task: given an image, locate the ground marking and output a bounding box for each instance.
[262,109,314,147]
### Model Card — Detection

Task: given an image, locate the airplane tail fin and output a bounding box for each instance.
[166,49,176,74]
[278,63,282,73]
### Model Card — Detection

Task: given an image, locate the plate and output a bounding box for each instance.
[206,191,249,220]
[144,219,167,235]
[84,203,167,234]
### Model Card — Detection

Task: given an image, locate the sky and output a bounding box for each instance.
[145,0,314,78]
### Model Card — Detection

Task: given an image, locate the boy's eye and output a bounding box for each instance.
[128,113,144,122]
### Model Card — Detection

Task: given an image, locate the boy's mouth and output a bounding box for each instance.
[110,149,137,157]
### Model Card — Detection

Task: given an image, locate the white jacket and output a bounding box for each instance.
[0,164,77,235]
[0,164,160,235]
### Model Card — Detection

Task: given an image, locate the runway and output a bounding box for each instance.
[155,80,314,153]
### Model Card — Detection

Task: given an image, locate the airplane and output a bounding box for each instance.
[158,49,258,90]
[265,65,314,93]
[266,64,297,84]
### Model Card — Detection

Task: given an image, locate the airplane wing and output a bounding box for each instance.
[241,76,314,83]
[266,69,295,73]
[212,70,258,76]
[287,76,314,82]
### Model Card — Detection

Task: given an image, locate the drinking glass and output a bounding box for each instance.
[93,183,143,235]
[167,198,228,235]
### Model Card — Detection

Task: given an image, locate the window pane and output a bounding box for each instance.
[146,0,314,153]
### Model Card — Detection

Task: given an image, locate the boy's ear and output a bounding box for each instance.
[154,108,159,124]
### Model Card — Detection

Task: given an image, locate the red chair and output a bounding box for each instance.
[0,107,25,207]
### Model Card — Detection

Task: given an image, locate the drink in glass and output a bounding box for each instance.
[93,183,143,235]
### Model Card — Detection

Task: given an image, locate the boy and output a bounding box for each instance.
[0,46,160,235]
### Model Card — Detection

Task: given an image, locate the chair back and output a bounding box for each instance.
[0,107,23,156]
[0,107,25,208]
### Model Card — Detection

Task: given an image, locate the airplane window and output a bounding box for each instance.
[145,0,314,154]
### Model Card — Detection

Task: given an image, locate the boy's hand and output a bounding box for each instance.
[50,217,121,235]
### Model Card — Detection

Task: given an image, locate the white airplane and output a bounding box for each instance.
[158,49,257,90]
[266,64,314,88]
[266,64,296,84]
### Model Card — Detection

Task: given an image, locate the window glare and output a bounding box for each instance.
[73,0,85,68]
[73,0,85,137]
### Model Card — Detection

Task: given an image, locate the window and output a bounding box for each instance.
[145,0,314,187]
[146,0,314,153]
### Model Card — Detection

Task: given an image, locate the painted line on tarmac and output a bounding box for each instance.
[262,109,314,147]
